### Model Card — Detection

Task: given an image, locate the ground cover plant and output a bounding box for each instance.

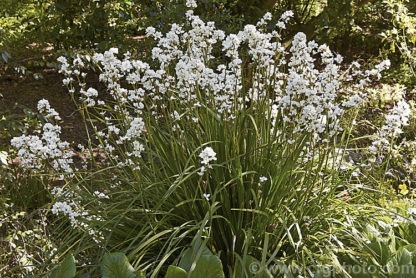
[2,0,416,277]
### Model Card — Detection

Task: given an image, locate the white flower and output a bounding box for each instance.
[342,94,363,108]
[145,26,156,36]
[186,0,197,8]
[57,56,72,76]
[408,208,416,215]
[11,122,74,174]
[198,147,217,175]
[122,117,145,140]
[171,110,181,121]
[37,99,61,121]
[259,176,268,183]
[0,151,8,165]
[351,168,361,177]
[372,100,411,153]
[280,10,294,22]
[81,88,99,107]
[276,21,286,29]
[203,193,210,201]
[94,191,110,199]
[257,12,272,27]
[51,201,79,226]
[198,165,206,176]
[199,147,217,165]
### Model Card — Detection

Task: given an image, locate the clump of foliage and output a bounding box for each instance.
[381,0,416,86]
[3,1,416,277]
[7,3,416,276]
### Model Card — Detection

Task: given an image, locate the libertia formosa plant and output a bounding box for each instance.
[9,2,414,276]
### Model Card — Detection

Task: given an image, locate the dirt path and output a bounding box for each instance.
[0,66,87,146]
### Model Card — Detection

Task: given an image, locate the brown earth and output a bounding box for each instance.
[0,50,88,146]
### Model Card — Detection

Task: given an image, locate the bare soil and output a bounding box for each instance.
[0,46,88,146]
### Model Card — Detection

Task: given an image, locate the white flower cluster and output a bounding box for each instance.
[198,146,217,175]
[58,11,363,140]
[119,117,146,169]
[51,199,105,243]
[337,59,392,110]
[51,201,79,226]
[278,33,343,136]
[370,100,411,153]
[57,47,150,168]
[381,100,411,138]
[93,191,110,199]
[53,10,394,174]
[342,60,390,91]
[80,87,99,107]
[57,56,74,90]
[11,101,74,175]
[276,10,294,29]
[186,0,197,8]
[51,188,105,243]
[11,9,405,244]
[37,99,61,121]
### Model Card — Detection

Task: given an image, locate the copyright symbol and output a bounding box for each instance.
[249,262,261,273]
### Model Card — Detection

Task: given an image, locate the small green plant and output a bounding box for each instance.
[334,217,416,277]
[50,253,76,278]
[51,237,225,278]
[168,235,225,278]
[381,0,416,83]
[50,252,143,278]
